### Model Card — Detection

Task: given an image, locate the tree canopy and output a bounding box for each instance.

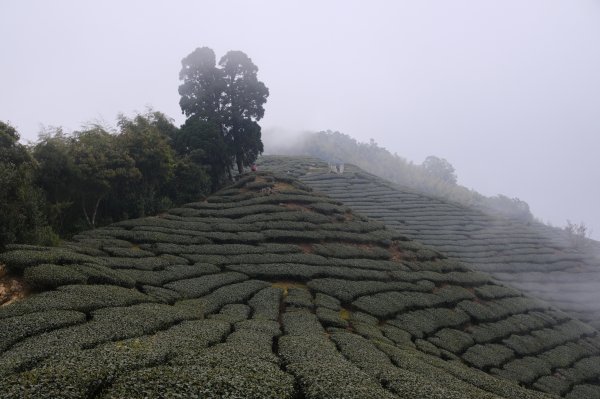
[422,155,457,184]
[0,122,57,249]
[178,47,269,174]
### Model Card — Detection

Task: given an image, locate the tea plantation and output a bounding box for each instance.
[0,171,599,398]
[260,156,600,331]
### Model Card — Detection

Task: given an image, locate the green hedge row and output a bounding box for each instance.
[566,384,600,399]
[474,284,522,300]
[352,291,446,318]
[434,285,476,305]
[314,293,341,310]
[331,332,495,399]
[234,318,281,337]
[105,350,295,398]
[316,307,348,329]
[278,333,397,399]
[532,375,571,396]
[100,246,155,258]
[207,303,251,324]
[225,252,403,272]
[101,256,175,271]
[457,297,549,323]
[0,309,86,353]
[389,308,470,339]
[462,343,514,369]
[114,216,211,231]
[0,248,97,272]
[0,285,154,319]
[373,340,552,399]
[307,278,432,303]
[281,309,324,336]
[0,302,196,377]
[226,263,391,282]
[468,312,557,344]
[239,210,332,224]
[247,287,282,321]
[427,328,474,354]
[164,272,248,299]
[503,319,597,357]
[311,243,391,260]
[537,340,598,370]
[284,287,313,309]
[0,336,169,398]
[176,280,270,315]
[559,356,600,386]
[140,285,181,303]
[492,356,552,384]
[121,263,220,286]
[173,204,290,219]
[23,263,135,289]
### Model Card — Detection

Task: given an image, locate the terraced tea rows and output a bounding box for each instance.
[260,156,600,330]
[0,172,598,398]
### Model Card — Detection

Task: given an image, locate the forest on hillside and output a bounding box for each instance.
[0,47,268,249]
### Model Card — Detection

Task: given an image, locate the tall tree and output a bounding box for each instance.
[70,127,140,228]
[117,111,176,216]
[32,128,77,233]
[178,47,269,175]
[219,51,268,174]
[0,121,57,248]
[178,47,224,121]
[422,155,457,184]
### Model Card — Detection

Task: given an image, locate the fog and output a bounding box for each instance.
[1,0,599,238]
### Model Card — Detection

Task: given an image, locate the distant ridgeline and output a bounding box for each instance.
[266,130,534,221]
[0,170,599,398]
[261,156,600,331]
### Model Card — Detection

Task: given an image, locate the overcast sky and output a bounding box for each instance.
[2,1,599,238]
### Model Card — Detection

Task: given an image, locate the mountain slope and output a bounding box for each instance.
[0,171,597,398]
[260,156,600,330]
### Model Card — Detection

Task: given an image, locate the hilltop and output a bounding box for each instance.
[0,171,598,398]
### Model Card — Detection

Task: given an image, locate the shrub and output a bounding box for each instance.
[474,284,522,300]
[0,248,96,272]
[208,304,251,324]
[121,263,220,286]
[0,309,86,352]
[284,287,313,309]
[0,284,154,319]
[176,280,270,315]
[492,357,552,384]
[316,307,348,329]
[164,272,248,298]
[390,308,470,339]
[101,256,173,271]
[278,333,397,399]
[352,291,445,319]
[308,278,430,303]
[227,263,390,282]
[462,344,515,369]
[314,293,340,310]
[469,312,556,344]
[428,328,474,354]
[248,287,282,321]
[23,264,88,289]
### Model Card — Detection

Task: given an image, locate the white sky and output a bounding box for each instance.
[1,0,599,238]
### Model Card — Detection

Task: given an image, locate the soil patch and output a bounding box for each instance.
[0,264,29,307]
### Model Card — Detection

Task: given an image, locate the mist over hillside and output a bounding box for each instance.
[264,130,538,222]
